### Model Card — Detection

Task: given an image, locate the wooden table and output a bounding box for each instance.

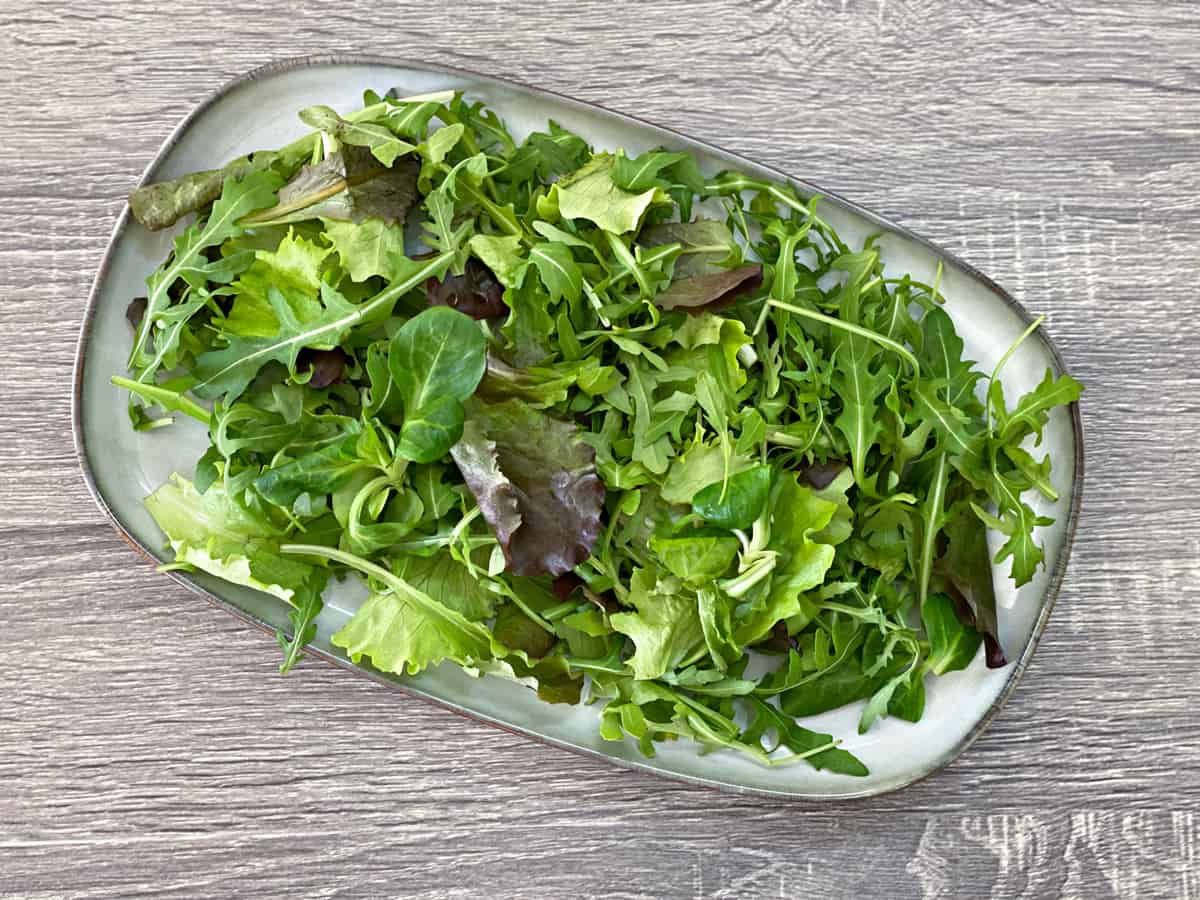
[4,2,1198,896]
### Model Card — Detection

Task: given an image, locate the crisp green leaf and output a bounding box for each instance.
[324,218,408,282]
[530,242,583,303]
[548,154,661,234]
[193,254,453,400]
[610,568,704,679]
[692,465,772,531]
[922,592,982,675]
[388,306,488,463]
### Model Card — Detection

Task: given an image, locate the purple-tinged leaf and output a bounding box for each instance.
[425,258,507,319]
[653,264,763,314]
[451,399,605,577]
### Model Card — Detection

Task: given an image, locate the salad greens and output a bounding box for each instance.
[118,88,1081,775]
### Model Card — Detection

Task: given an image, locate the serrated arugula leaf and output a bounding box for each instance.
[742,698,868,776]
[994,369,1083,446]
[612,149,689,192]
[129,170,283,375]
[529,241,583,303]
[193,253,452,400]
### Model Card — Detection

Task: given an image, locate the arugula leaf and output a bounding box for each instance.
[612,149,690,191]
[742,698,868,776]
[993,369,1083,446]
[193,254,453,400]
[129,170,283,373]
[530,242,583,303]
[389,306,488,462]
[276,589,324,675]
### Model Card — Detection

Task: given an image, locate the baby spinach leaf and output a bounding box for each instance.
[254,431,366,507]
[692,465,772,531]
[388,306,488,463]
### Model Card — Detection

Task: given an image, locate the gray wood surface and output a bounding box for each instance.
[2,1,1198,897]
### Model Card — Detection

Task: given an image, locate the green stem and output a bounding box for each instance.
[767,299,921,376]
[986,314,1045,436]
[918,452,948,605]
[111,376,211,425]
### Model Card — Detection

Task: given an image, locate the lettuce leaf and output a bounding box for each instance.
[451,398,605,576]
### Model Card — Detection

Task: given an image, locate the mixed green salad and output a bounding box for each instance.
[117,88,1081,775]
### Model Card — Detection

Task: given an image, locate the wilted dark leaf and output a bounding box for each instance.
[126,296,148,330]
[298,348,347,389]
[653,264,763,314]
[801,461,845,490]
[245,147,418,226]
[552,572,585,600]
[425,257,507,319]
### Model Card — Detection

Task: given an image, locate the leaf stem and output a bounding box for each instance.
[767,299,920,376]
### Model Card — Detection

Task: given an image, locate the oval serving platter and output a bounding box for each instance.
[73,56,1083,800]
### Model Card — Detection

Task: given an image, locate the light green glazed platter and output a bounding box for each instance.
[73,56,1083,800]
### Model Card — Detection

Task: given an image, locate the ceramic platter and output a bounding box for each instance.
[74,56,1083,799]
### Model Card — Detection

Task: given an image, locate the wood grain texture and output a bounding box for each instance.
[2,0,1198,896]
